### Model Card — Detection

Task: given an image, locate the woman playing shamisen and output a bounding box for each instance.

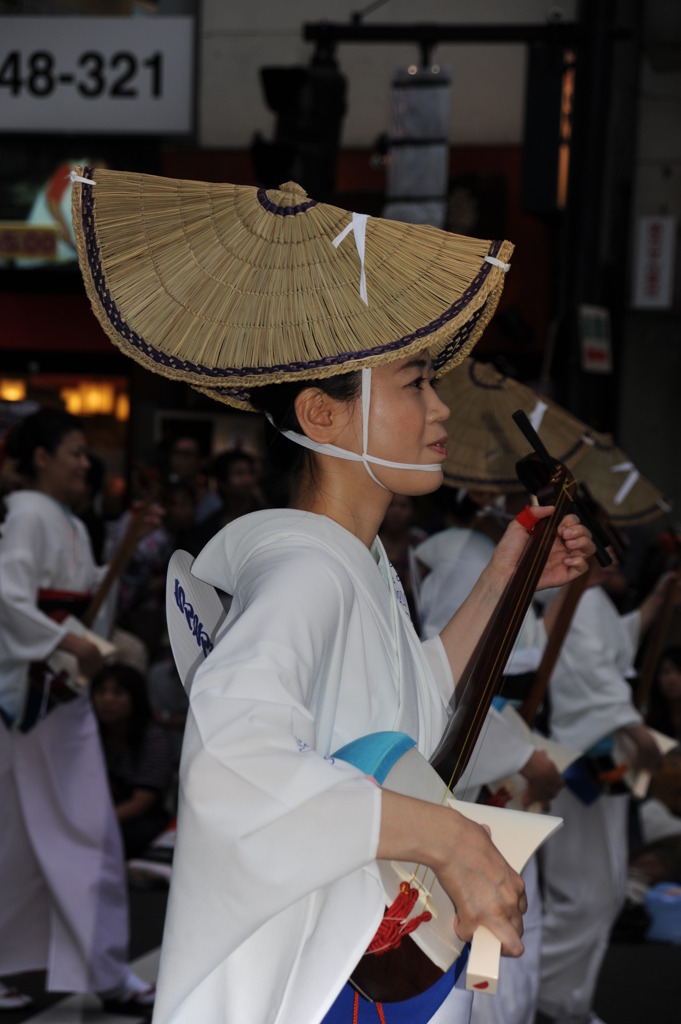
[71,172,594,1024]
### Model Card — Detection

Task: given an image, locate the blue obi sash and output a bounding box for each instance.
[322,952,468,1024]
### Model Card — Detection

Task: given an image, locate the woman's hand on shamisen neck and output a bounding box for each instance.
[439,506,595,685]
[490,506,595,593]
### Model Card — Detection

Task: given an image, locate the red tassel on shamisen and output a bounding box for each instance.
[365,882,432,956]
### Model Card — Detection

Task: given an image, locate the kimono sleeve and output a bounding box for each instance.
[0,503,68,663]
[174,544,383,956]
[621,608,642,653]
[550,589,643,749]
[421,633,456,707]
[456,706,536,794]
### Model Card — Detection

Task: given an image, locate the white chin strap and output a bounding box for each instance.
[267,368,443,489]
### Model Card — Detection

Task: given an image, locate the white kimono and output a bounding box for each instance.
[0,490,129,992]
[416,527,545,672]
[153,510,473,1024]
[538,586,643,1022]
[541,586,642,754]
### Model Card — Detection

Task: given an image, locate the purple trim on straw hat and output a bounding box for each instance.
[468,360,507,389]
[256,187,318,216]
[79,167,499,383]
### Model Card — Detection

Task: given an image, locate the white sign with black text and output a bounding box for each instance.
[0,16,194,134]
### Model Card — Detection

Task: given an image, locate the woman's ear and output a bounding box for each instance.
[294,387,355,444]
[33,446,50,474]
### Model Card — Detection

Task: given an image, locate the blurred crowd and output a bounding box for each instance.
[0,409,268,1015]
[2,406,681,1022]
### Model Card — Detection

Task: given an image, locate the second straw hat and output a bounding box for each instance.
[574,432,672,526]
[72,168,513,410]
[435,359,594,492]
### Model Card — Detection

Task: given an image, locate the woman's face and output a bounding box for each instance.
[658,658,681,703]
[363,350,450,495]
[35,429,90,506]
[92,677,133,727]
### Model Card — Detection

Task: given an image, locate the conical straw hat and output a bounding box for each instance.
[72,167,513,411]
[436,359,594,492]
[573,432,671,526]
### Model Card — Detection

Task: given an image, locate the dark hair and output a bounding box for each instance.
[210,449,256,484]
[249,372,361,504]
[90,661,152,760]
[647,645,681,734]
[168,434,206,459]
[432,485,480,526]
[660,646,681,672]
[162,480,197,506]
[630,833,681,880]
[6,407,84,479]
[85,451,106,494]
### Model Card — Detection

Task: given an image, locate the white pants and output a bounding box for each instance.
[0,695,129,992]
[427,968,473,1024]
[470,856,542,1024]
[537,789,628,1021]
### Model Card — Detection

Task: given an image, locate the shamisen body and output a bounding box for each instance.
[152,356,594,1024]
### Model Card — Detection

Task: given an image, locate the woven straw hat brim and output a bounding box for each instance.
[573,433,671,526]
[436,360,594,492]
[72,167,513,411]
